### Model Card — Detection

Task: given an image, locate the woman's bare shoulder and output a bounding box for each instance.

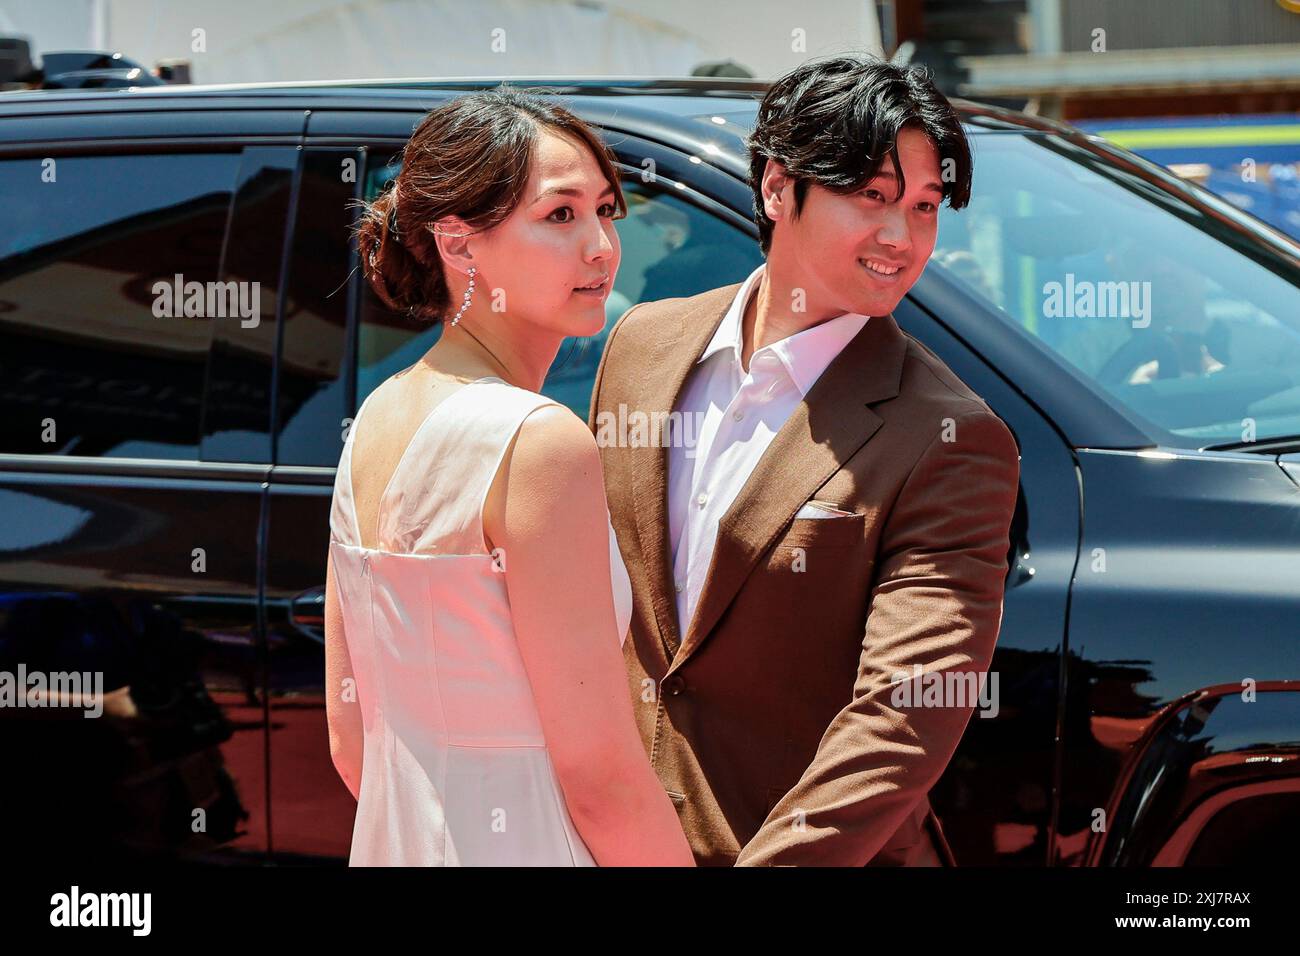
[511,402,602,486]
[481,399,606,549]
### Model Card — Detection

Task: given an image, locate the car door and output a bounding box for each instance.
[0,113,298,862]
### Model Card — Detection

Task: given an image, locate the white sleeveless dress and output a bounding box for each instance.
[328,375,633,866]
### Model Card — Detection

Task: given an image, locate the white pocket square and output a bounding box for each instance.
[795,500,855,519]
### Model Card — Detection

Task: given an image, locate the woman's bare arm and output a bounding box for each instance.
[485,404,695,866]
[324,550,363,800]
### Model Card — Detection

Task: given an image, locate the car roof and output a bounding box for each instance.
[0,75,1090,192]
[0,74,1077,135]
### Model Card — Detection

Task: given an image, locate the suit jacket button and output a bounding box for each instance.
[662,675,685,696]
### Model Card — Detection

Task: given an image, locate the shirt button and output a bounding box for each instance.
[696,492,708,507]
[733,409,744,421]
[674,581,684,593]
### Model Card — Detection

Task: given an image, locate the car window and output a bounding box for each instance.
[202,146,298,465]
[932,133,1300,445]
[0,152,240,458]
[355,153,763,416]
[275,149,361,467]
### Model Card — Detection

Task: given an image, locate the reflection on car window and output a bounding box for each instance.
[932,134,1300,445]
[355,158,763,417]
[0,152,239,459]
[276,149,359,467]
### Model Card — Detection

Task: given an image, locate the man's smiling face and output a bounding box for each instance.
[770,126,945,321]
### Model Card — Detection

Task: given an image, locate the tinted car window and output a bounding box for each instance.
[275,149,361,467]
[202,146,298,465]
[932,133,1300,445]
[356,155,763,416]
[0,152,239,458]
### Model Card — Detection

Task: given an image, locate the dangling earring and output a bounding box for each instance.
[449,267,476,327]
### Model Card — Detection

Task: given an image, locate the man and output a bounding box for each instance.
[589,55,1020,866]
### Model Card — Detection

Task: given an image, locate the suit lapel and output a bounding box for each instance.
[670,310,911,671]
[628,283,742,660]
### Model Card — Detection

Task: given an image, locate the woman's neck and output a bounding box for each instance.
[425,319,562,392]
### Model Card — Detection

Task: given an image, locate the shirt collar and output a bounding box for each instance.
[697,263,870,397]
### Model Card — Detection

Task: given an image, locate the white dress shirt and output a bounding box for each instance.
[667,264,870,635]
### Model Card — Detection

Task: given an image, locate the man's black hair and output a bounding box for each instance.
[747,54,973,255]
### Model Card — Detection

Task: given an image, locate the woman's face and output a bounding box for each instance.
[468,128,621,339]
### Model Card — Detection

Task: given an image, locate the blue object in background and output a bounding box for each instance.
[1074,114,1300,239]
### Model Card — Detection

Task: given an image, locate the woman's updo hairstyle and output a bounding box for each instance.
[356,85,627,324]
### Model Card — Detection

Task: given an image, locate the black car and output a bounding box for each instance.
[0,76,1297,866]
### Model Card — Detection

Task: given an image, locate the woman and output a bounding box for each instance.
[323,87,694,866]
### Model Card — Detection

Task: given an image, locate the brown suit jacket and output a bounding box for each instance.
[588,282,1021,866]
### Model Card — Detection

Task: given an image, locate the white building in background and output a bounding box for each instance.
[0,0,101,52]
[2,0,882,84]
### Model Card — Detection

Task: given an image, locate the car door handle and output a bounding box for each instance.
[1006,483,1035,589]
[289,586,326,642]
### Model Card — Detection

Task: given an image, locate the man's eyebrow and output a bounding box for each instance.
[531,183,617,204]
[867,170,944,194]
